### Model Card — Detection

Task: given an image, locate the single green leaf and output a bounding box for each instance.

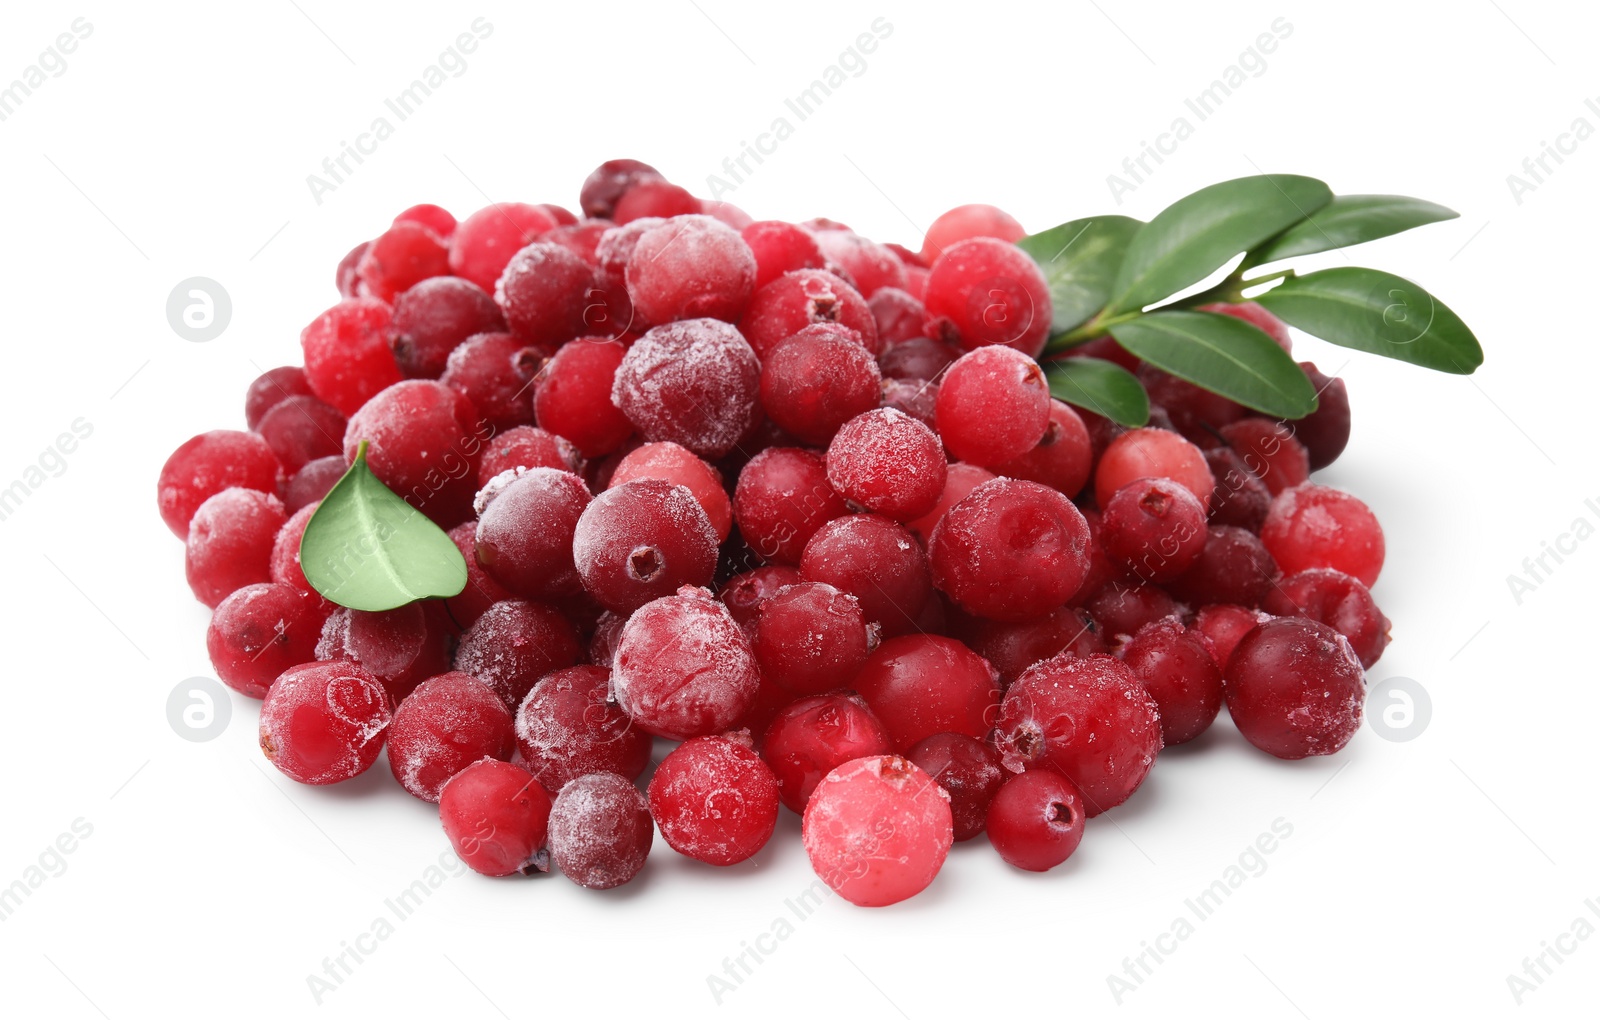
[1255,267,1483,374]
[1041,356,1150,427]
[1015,216,1143,334]
[299,442,468,612]
[1106,174,1333,314]
[1250,194,1459,264]
[1109,310,1318,418]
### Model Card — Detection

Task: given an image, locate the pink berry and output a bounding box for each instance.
[609,442,732,541]
[921,204,1026,264]
[392,203,456,238]
[742,220,826,289]
[439,758,551,876]
[357,221,450,303]
[936,346,1050,466]
[648,733,780,866]
[1261,568,1392,668]
[802,755,952,907]
[906,732,1006,842]
[574,478,719,614]
[453,599,581,708]
[923,237,1052,357]
[611,318,761,460]
[825,408,947,522]
[994,653,1162,816]
[389,276,506,379]
[1100,477,1209,583]
[185,488,287,608]
[760,324,883,446]
[1119,618,1225,745]
[259,661,392,785]
[344,380,485,528]
[732,447,850,565]
[579,158,664,219]
[206,582,326,698]
[612,586,761,740]
[1095,427,1215,512]
[1225,617,1366,760]
[514,665,651,792]
[474,468,592,601]
[761,694,894,813]
[448,203,559,293]
[985,769,1086,872]
[800,514,932,637]
[534,337,635,458]
[300,297,404,416]
[1260,483,1385,588]
[626,215,757,324]
[928,478,1091,622]
[245,366,313,430]
[158,430,281,539]
[992,399,1094,497]
[812,230,908,297]
[753,581,872,696]
[854,634,1000,752]
[388,671,516,802]
[739,269,880,360]
[548,772,653,889]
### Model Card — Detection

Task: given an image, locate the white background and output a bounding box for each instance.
[1,1,1595,1017]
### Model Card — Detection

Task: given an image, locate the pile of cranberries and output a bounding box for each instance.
[159,158,1388,906]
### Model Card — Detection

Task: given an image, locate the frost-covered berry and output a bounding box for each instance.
[534,338,634,458]
[1260,483,1385,588]
[923,237,1053,357]
[742,220,826,288]
[515,665,651,792]
[387,671,515,802]
[300,298,403,416]
[574,478,720,614]
[608,442,732,540]
[920,203,1026,263]
[611,318,761,460]
[825,408,947,522]
[475,427,581,489]
[648,733,780,866]
[935,346,1050,466]
[579,158,664,219]
[800,514,932,638]
[928,478,1090,622]
[1225,617,1366,760]
[761,694,894,813]
[440,332,542,433]
[626,215,757,324]
[343,379,485,527]
[158,430,281,538]
[738,268,880,359]
[495,241,596,349]
[185,488,287,608]
[732,447,850,566]
[356,221,450,303]
[548,772,653,889]
[474,468,592,601]
[206,582,326,698]
[448,203,559,293]
[813,230,908,297]
[453,599,581,708]
[752,581,872,696]
[259,661,392,785]
[612,586,761,740]
[1261,568,1391,668]
[315,602,453,703]
[389,276,505,379]
[760,324,882,446]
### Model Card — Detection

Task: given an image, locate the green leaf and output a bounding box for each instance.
[1041,356,1150,427]
[299,442,468,612]
[1250,194,1459,264]
[1254,267,1483,374]
[1109,310,1318,418]
[1106,174,1333,314]
[1015,216,1143,334]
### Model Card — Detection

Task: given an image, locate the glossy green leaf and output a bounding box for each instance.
[299,442,468,612]
[1015,216,1143,334]
[1107,175,1333,314]
[1254,267,1483,374]
[1109,311,1318,418]
[1250,194,1459,264]
[1041,356,1150,427]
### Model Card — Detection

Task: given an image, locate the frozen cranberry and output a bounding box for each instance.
[986,769,1086,872]
[1286,362,1351,471]
[923,237,1052,357]
[905,732,1005,842]
[283,456,345,514]
[609,442,731,540]
[1192,604,1269,670]
[733,673,797,740]
[733,448,850,565]
[921,204,1026,264]
[902,265,930,302]
[207,582,325,698]
[612,319,761,460]
[752,582,871,696]
[1220,418,1310,496]
[454,599,581,708]
[439,759,551,876]
[1095,427,1215,512]
[761,694,892,812]
[936,346,1050,466]
[803,755,952,907]
[1085,582,1179,644]
[533,338,634,458]
[1100,478,1208,583]
[393,203,456,238]
[1204,447,1272,532]
[906,462,996,544]
[1167,525,1280,607]
[448,202,559,293]
[474,468,591,600]
[1261,483,1385,588]
[259,661,392,785]
[444,521,511,629]
[345,380,485,527]
[267,503,321,602]
[993,400,1094,497]
[493,241,596,350]
[739,269,879,360]
[994,653,1161,815]
[335,241,367,298]
[316,602,452,703]
[717,564,798,633]
[701,199,753,230]
[256,395,346,474]
[879,377,940,430]
[574,479,719,614]
[548,772,653,889]
[929,478,1090,622]
[1198,301,1292,352]
[626,215,757,324]
[1262,568,1392,668]
[515,665,651,792]
[743,220,826,289]
[300,298,403,416]
[825,408,946,522]
[357,221,449,303]
[580,158,664,219]
[185,488,287,608]
[879,335,957,381]
[813,230,908,297]
[475,427,581,488]
[387,671,515,802]
[649,733,780,866]
[587,612,627,668]
[853,634,1000,752]
[540,220,612,265]
[1120,618,1224,745]
[952,605,1106,686]
[800,514,932,637]
[612,586,761,740]
[613,178,699,224]
[387,277,504,379]
[1226,617,1365,759]
[158,430,281,538]
[1137,364,1245,443]
[245,366,313,430]
[1069,510,1122,606]
[760,324,882,446]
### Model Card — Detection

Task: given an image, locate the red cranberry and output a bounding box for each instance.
[344,380,486,527]
[1099,477,1209,583]
[936,346,1051,466]
[1286,362,1351,471]
[548,772,653,889]
[867,286,927,347]
[206,582,326,698]
[733,448,850,565]
[613,179,699,223]
[1220,418,1311,495]
[760,694,895,813]
[826,408,947,522]
[1225,617,1366,760]
[300,298,403,416]
[444,521,511,629]
[813,230,908,297]
[879,335,958,382]
[389,276,505,379]
[985,769,1086,872]
[906,462,996,544]
[316,602,453,703]
[952,605,1106,686]
[335,241,367,297]
[921,203,1026,264]
[541,220,612,265]
[612,586,761,740]
[879,377,940,430]
[1095,427,1215,512]
[760,324,882,446]
[1262,568,1392,668]
[259,661,392,785]
[283,456,346,514]
[929,478,1091,622]
[476,427,581,488]
[1166,525,1281,608]
[439,758,551,876]
[256,396,346,475]
[802,755,952,907]
[1137,364,1245,443]
[515,665,651,792]
[1191,603,1269,671]
[356,221,450,303]
[158,430,281,538]
[906,732,1006,841]
[854,634,1000,752]
[1204,446,1272,532]
[245,366,313,430]
[388,671,515,802]
[610,442,732,541]
[494,241,596,350]
[1085,582,1180,644]
[923,237,1053,357]
[719,564,805,638]
[534,337,634,458]
[1119,617,1225,745]
[439,333,541,432]
[448,202,558,293]
[753,582,872,696]
[742,220,827,289]
[453,599,581,708]
[474,468,591,601]
[574,478,719,614]
[739,268,879,360]
[626,215,757,324]
[612,318,761,460]
[1260,483,1385,588]
[185,488,286,608]
[800,514,932,637]
[579,159,664,219]
[392,203,456,238]
[992,399,1094,497]
[649,733,780,866]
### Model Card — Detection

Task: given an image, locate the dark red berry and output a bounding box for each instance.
[548,772,653,889]
[800,514,932,637]
[826,408,947,522]
[1119,617,1225,745]
[514,665,651,793]
[1225,617,1365,760]
[1262,568,1392,668]
[854,634,1001,752]
[388,671,516,802]
[649,733,780,866]
[906,732,1006,841]
[389,276,505,378]
[1099,477,1209,583]
[753,582,872,697]
[985,769,1086,872]
[574,478,720,614]
[612,586,761,740]
[453,599,581,708]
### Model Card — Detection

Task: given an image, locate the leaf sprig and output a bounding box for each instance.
[1017,175,1481,426]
